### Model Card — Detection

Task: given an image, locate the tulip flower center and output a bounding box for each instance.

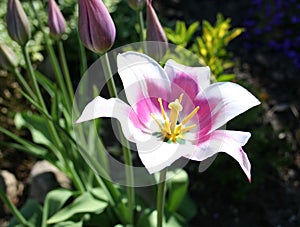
[151,94,199,143]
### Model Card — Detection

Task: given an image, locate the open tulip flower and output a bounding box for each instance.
[76,51,260,181]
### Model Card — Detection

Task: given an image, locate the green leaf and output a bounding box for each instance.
[42,188,74,227]
[217,73,236,82]
[0,126,49,157]
[53,220,83,227]
[14,112,59,149]
[46,189,108,224]
[8,199,42,227]
[167,169,188,213]
[34,70,56,97]
[136,209,183,227]
[186,21,199,43]
[176,194,197,221]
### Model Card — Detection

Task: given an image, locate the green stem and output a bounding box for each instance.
[57,40,74,103]
[77,35,87,76]
[0,187,33,227]
[96,176,129,224]
[157,168,167,227]
[21,46,46,109]
[29,0,71,112]
[101,53,135,224]
[138,9,145,41]
[13,68,36,100]
[100,53,117,96]
[45,39,71,112]
[21,45,85,193]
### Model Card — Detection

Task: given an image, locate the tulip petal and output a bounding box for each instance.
[137,136,195,174]
[76,96,146,142]
[196,82,261,134]
[187,130,252,181]
[117,51,171,107]
[165,59,211,92]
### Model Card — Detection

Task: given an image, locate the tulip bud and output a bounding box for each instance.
[0,43,18,71]
[128,0,145,11]
[146,0,167,43]
[6,0,31,46]
[48,0,66,38]
[146,0,168,60]
[78,0,116,54]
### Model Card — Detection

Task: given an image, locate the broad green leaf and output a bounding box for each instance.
[47,189,108,224]
[167,169,188,212]
[42,188,74,227]
[53,220,83,227]
[15,112,54,146]
[136,209,183,227]
[8,199,42,227]
[0,126,49,157]
[176,194,197,221]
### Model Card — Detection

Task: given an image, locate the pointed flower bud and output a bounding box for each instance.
[6,0,31,46]
[78,0,116,54]
[128,0,145,11]
[48,0,66,38]
[146,0,167,43]
[146,0,168,60]
[0,43,18,71]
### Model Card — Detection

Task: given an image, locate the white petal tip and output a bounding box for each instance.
[248,177,252,183]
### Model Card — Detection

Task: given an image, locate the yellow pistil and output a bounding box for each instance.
[151,94,200,143]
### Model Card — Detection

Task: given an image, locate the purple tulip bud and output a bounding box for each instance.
[0,43,18,71]
[146,0,167,43]
[6,0,31,46]
[128,0,145,11]
[48,0,66,38]
[146,0,168,60]
[78,0,116,54]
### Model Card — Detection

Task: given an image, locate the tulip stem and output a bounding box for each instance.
[157,168,167,227]
[57,40,74,102]
[101,53,135,224]
[77,34,87,76]
[13,68,36,101]
[21,45,85,194]
[138,9,145,41]
[21,46,46,109]
[28,0,71,113]
[0,187,33,227]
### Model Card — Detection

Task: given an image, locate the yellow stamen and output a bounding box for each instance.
[158,98,167,121]
[150,113,163,130]
[168,99,183,132]
[179,93,184,103]
[158,97,172,133]
[181,106,200,125]
[181,124,196,134]
[151,95,199,143]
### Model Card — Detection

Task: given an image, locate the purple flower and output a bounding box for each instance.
[78,0,116,54]
[146,0,167,43]
[146,0,168,59]
[48,0,66,38]
[6,0,31,46]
